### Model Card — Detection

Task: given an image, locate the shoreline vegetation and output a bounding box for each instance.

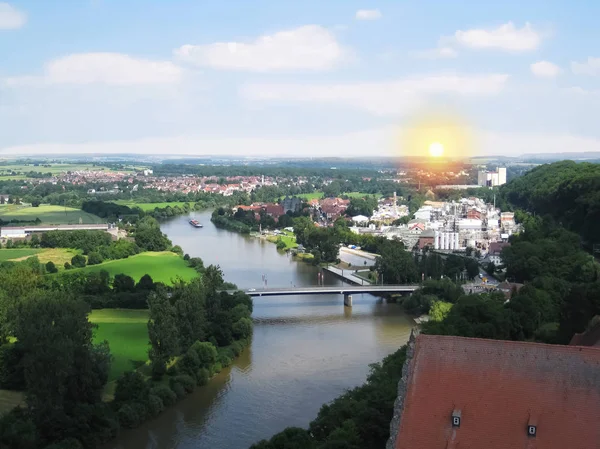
[0,210,254,449]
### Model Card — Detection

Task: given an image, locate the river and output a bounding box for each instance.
[106,210,414,449]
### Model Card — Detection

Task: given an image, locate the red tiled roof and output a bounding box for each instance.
[570,319,600,347]
[489,241,510,255]
[394,335,600,449]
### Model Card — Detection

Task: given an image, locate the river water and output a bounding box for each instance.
[107,210,414,449]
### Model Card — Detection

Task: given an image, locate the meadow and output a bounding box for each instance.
[0,248,80,267]
[89,309,150,381]
[279,191,381,201]
[78,251,198,284]
[0,204,104,225]
[0,248,42,261]
[113,200,192,211]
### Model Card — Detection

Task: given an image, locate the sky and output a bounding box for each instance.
[1,0,600,158]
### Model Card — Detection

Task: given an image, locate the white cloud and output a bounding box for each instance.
[571,57,600,76]
[530,61,561,78]
[3,127,599,158]
[411,47,458,59]
[241,73,509,116]
[564,86,600,95]
[174,25,348,72]
[355,9,382,20]
[0,2,26,30]
[5,53,183,86]
[454,22,542,52]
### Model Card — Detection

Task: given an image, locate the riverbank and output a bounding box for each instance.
[103,212,413,449]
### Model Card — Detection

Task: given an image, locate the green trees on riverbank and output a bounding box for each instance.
[0,244,252,449]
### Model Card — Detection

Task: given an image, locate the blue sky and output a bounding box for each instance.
[1,0,599,157]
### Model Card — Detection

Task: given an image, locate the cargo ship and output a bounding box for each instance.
[189,219,203,228]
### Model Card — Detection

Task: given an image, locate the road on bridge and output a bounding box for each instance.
[235,285,420,297]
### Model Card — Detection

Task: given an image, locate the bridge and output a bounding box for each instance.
[232,285,420,307]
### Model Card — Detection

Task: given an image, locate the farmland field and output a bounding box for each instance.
[0,163,142,179]
[113,200,192,211]
[0,204,104,225]
[90,309,150,381]
[78,251,198,284]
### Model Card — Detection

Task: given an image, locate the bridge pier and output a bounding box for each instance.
[344,294,353,307]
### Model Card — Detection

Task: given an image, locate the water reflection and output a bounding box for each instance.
[105,211,414,449]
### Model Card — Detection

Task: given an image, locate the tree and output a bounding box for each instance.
[172,279,207,351]
[45,261,58,274]
[147,291,179,378]
[135,217,171,252]
[464,259,479,280]
[136,274,155,291]
[71,254,86,268]
[486,261,496,275]
[374,241,418,284]
[86,252,103,266]
[113,274,135,293]
[30,234,40,248]
[13,292,111,443]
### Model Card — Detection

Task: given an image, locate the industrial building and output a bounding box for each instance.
[477,167,507,187]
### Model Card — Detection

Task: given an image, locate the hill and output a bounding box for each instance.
[500,160,600,246]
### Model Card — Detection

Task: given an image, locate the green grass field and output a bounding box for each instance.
[343,192,382,199]
[0,204,104,225]
[113,200,191,211]
[0,248,42,261]
[90,309,150,381]
[78,251,198,284]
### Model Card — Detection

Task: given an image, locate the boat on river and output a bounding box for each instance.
[189,219,203,228]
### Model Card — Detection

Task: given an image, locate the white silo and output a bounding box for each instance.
[455,232,460,249]
[434,231,440,250]
[440,232,446,250]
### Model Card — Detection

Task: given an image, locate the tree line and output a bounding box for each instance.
[0,253,252,449]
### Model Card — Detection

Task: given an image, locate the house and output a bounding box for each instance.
[281,196,302,214]
[264,204,284,220]
[488,241,510,265]
[387,332,600,449]
[569,317,600,347]
[418,229,435,249]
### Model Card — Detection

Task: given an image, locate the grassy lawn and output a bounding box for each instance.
[343,192,382,199]
[0,248,42,261]
[0,204,104,225]
[90,309,150,382]
[77,251,198,284]
[113,200,192,211]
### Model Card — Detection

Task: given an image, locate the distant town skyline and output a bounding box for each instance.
[1,0,599,157]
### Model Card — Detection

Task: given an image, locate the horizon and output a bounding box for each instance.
[1,1,600,157]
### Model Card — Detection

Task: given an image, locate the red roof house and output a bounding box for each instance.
[388,332,600,449]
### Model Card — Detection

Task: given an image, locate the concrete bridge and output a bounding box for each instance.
[232,285,420,307]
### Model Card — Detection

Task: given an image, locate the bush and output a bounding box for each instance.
[64,262,72,270]
[211,362,223,376]
[43,438,83,449]
[114,371,149,404]
[219,353,232,368]
[117,403,140,429]
[150,384,177,407]
[232,317,253,340]
[183,254,190,261]
[0,343,26,390]
[171,245,184,256]
[190,341,218,369]
[170,381,186,399]
[45,261,58,273]
[71,254,87,268]
[131,401,148,423]
[166,364,179,377]
[178,348,201,377]
[146,394,164,417]
[87,251,104,266]
[173,374,195,394]
[0,408,37,449]
[196,368,210,386]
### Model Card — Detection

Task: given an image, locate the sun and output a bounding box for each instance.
[429,142,444,158]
